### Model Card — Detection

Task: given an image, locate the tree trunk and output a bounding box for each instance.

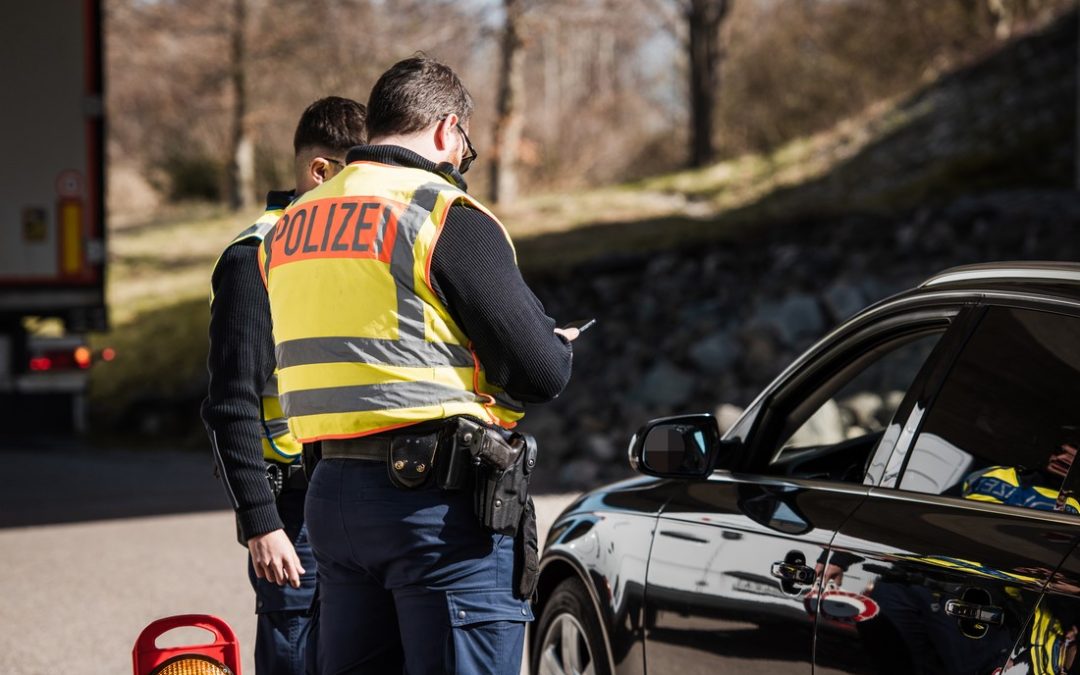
[489,0,526,204]
[686,0,730,168]
[228,0,255,210]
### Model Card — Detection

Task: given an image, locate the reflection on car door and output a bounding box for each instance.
[644,312,955,673]
[1022,536,1080,675]
[815,494,1076,675]
[815,305,1080,674]
[646,477,867,673]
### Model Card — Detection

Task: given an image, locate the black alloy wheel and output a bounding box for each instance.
[532,577,611,675]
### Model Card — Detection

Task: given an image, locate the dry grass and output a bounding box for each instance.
[106,205,261,325]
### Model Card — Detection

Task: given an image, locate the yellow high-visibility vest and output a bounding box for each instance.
[962,465,1080,513]
[1023,603,1070,675]
[259,162,525,443]
[211,202,303,462]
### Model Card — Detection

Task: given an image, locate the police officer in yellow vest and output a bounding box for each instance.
[962,441,1080,514]
[202,96,367,675]
[260,57,575,674]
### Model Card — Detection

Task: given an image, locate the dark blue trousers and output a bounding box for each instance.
[305,459,532,675]
[247,487,317,675]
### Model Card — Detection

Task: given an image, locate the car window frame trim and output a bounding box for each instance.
[863,484,1080,528]
[736,299,971,482]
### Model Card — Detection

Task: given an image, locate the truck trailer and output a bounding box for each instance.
[0,0,107,430]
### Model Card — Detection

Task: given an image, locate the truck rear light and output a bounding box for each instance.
[101,346,116,361]
[27,345,94,372]
[74,346,91,368]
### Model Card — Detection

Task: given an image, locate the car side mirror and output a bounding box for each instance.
[628,414,726,479]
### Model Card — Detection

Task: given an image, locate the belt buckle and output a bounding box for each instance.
[265,462,284,497]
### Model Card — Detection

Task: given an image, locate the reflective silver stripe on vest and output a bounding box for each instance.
[276,336,475,369]
[281,381,481,418]
[263,372,279,398]
[233,212,279,246]
[262,417,291,438]
[390,184,442,342]
[232,222,261,242]
[262,229,274,280]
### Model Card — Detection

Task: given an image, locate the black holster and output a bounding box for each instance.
[473,435,536,535]
[438,418,538,536]
[515,497,540,599]
[302,441,321,482]
[431,418,541,597]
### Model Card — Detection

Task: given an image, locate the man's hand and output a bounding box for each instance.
[248,529,305,588]
[815,562,845,589]
[554,327,579,342]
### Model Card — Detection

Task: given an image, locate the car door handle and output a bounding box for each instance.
[659,529,710,544]
[770,561,815,586]
[944,598,1004,626]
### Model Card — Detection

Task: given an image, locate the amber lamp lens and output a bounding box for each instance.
[150,655,232,675]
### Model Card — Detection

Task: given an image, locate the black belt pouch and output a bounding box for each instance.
[387,432,440,489]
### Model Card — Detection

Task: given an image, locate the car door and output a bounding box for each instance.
[814,304,1080,675]
[643,303,964,674]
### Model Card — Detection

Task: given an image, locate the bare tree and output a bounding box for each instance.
[684,0,731,167]
[489,0,527,204]
[227,0,255,210]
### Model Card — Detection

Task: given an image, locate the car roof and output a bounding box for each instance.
[917,261,1080,301]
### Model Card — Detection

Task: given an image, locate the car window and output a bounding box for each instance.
[898,307,1080,515]
[766,330,945,483]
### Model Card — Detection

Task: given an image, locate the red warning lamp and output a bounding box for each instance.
[102,347,117,362]
[133,615,241,675]
[29,357,52,371]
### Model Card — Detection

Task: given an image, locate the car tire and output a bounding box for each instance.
[531,576,611,675]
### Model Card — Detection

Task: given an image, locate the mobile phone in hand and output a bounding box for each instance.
[562,318,596,334]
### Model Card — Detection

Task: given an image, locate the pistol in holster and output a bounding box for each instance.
[437,417,538,536]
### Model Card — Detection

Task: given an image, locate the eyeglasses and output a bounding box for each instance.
[455,124,477,174]
[323,157,345,168]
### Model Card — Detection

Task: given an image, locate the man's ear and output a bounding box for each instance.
[434,114,459,152]
[309,157,332,185]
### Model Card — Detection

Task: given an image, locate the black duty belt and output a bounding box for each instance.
[321,436,392,462]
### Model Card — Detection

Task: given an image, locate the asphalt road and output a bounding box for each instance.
[0,440,578,675]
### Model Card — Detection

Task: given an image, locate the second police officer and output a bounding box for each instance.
[202,97,367,675]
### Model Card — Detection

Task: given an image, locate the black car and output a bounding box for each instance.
[531,262,1080,675]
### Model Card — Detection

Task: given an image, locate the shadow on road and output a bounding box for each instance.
[0,436,231,528]
[1,436,584,529]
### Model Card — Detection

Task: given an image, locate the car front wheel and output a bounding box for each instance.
[532,576,611,675]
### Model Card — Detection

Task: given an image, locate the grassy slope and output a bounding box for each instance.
[90,12,1076,425]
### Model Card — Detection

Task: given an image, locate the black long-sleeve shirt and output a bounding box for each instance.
[202,149,572,539]
[202,239,281,541]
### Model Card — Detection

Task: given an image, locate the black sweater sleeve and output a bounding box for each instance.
[199,242,282,541]
[429,204,573,403]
